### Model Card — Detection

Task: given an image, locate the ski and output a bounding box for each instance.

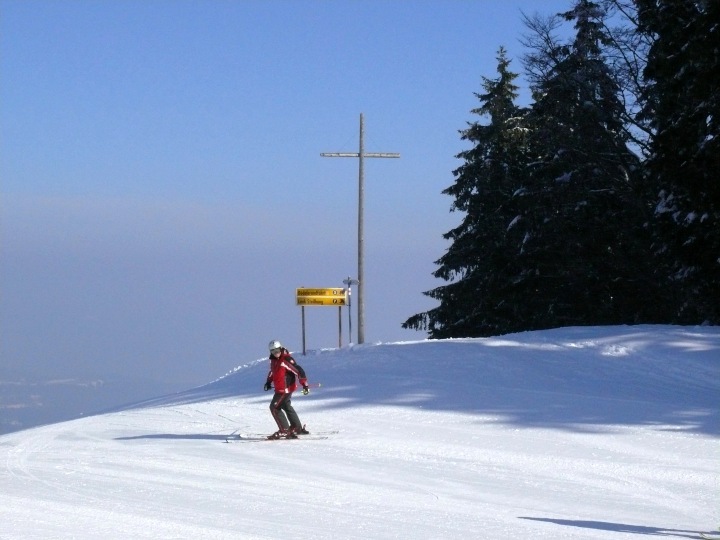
[225,434,328,443]
[224,430,338,443]
[700,534,720,539]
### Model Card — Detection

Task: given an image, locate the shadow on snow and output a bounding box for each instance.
[518,517,705,538]
[115,327,720,437]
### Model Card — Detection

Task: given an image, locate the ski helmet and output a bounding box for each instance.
[268,340,282,351]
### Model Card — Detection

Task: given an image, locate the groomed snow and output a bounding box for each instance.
[1,325,718,539]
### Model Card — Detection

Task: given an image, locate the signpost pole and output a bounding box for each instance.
[342,277,359,345]
[301,306,306,356]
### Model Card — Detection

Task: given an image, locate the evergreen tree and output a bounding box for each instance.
[636,0,720,324]
[596,0,656,157]
[510,0,656,329]
[403,48,530,337]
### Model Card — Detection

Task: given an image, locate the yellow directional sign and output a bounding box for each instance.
[296,288,346,297]
[297,296,347,306]
[296,288,347,306]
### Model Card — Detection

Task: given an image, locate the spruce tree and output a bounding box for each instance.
[637,0,720,323]
[403,48,530,337]
[511,0,655,329]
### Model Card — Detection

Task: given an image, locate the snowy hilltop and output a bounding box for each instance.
[1,325,718,539]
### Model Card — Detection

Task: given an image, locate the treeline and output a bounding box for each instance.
[404,0,719,338]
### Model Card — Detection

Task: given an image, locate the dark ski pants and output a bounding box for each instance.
[270,392,302,431]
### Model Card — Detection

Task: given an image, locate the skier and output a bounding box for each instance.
[264,340,310,439]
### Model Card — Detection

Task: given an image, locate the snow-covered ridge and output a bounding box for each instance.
[2,325,718,539]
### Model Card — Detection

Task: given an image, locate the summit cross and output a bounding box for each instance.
[321,113,400,344]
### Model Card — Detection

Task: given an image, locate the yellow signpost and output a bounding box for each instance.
[296,288,347,305]
[297,296,347,306]
[296,288,348,353]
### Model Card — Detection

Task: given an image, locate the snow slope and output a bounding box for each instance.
[1,325,718,539]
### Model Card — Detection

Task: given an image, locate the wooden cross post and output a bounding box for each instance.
[321,113,400,344]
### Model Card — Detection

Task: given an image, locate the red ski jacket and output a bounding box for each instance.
[266,349,307,393]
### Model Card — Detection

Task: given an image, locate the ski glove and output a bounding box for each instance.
[302,385,310,395]
[264,382,272,391]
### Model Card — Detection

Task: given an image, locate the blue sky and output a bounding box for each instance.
[1,0,575,389]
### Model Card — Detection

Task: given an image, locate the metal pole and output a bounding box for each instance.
[343,277,358,345]
[358,114,365,344]
[338,306,342,348]
[301,306,306,355]
[347,288,352,345]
